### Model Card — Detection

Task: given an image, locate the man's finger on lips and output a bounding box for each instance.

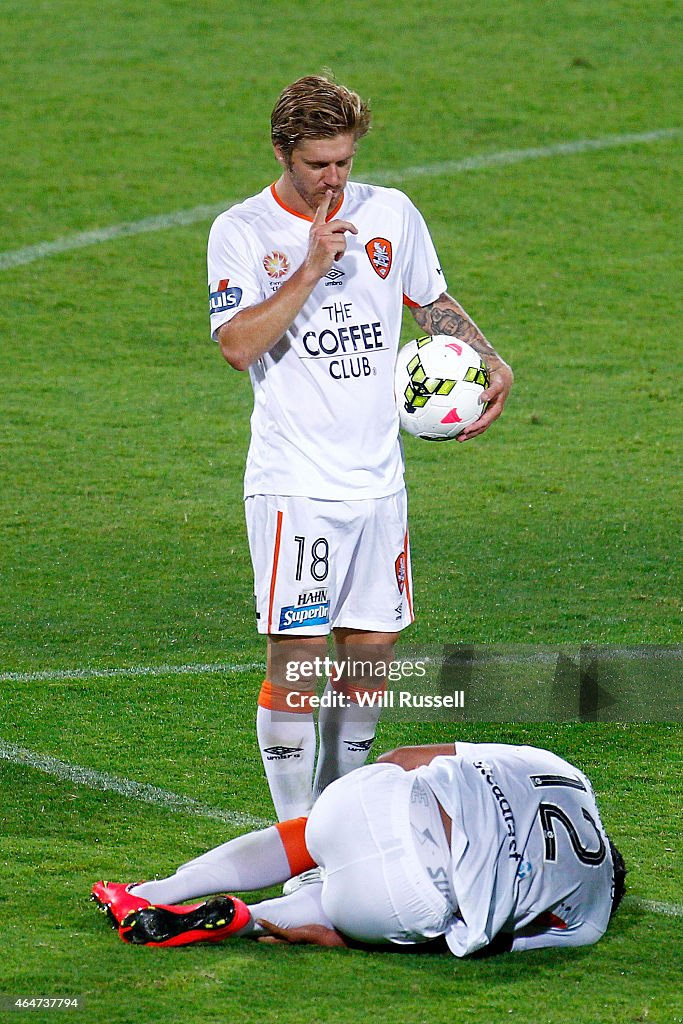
[313,190,333,224]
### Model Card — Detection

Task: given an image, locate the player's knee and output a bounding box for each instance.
[268,634,328,653]
[267,633,328,689]
[334,628,401,646]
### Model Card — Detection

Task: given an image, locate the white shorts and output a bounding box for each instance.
[305,763,455,946]
[245,491,414,635]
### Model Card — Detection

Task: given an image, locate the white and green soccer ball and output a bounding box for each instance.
[394,335,489,441]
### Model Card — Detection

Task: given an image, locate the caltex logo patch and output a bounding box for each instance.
[365,237,393,279]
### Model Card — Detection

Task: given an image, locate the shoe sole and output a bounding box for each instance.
[90,891,122,930]
[120,895,237,946]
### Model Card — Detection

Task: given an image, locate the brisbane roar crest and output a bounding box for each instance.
[395,552,407,593]
[365,237,393,279]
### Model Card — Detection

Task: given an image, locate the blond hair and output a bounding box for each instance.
[271,75,371,158]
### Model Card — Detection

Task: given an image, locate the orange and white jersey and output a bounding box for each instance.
[207,181,445,499]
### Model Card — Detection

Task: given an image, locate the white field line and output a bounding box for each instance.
[0,661,263,684]
[2,645,679,685]
[0,740,270,829]
[1,739,680,920]
[630,897,683,918]
[0,127,679,272]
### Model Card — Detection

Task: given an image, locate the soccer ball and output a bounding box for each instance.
[394,335,489,441]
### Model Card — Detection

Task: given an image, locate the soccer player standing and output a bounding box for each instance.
[207,76,513,820]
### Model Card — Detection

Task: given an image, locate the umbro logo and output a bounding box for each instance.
[325,266,345,287]
[263,745,303,760]
[344,738,374,753]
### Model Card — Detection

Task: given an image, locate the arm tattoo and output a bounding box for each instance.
[413,293,505,370]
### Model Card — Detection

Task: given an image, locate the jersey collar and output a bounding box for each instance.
[270,182,344,222]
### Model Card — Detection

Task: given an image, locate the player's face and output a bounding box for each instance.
[275,133,356,216]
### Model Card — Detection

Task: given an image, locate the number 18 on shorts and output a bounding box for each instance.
[245,491,414,635]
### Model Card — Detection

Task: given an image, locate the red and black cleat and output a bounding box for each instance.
[91,881,152,928]
[119,894,252,947]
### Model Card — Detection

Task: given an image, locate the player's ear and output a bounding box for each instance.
[273,144,288,168]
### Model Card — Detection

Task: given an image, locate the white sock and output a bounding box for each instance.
[248,882,333,936]
[256,704,316,820]
[312,680,381,800]
[130,825,291,905]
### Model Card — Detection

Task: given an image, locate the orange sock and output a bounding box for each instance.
[256,680,316,820]
[257,679,315,713]
[274,817,317,876]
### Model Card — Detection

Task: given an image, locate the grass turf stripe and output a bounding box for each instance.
[0,128,679,272]
[0,740,270,830]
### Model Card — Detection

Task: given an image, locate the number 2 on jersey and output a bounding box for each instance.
[531,774,606,866]
[538,803,606,865]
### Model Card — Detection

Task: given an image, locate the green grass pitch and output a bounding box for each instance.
[0,1,681,1022]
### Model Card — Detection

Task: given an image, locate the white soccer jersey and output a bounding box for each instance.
[207,181,445,499]
[418,743,615,956]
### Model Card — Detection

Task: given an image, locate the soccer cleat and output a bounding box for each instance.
[282,866,324,895]
[91,881,151,928]
[119,894,252,947]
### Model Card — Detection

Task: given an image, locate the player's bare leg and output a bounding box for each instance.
[256,633,328,819]
[313,628,400,799]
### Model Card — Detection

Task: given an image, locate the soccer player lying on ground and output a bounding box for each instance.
[92,741,626,956]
